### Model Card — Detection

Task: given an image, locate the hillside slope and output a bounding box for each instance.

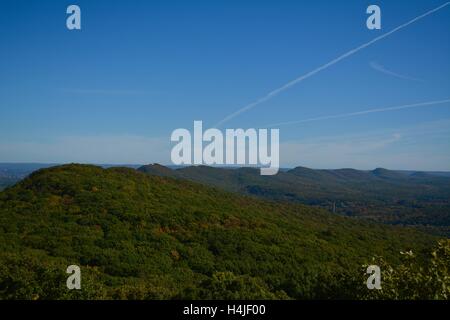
[0,164,437,299]
[137,164,450,235]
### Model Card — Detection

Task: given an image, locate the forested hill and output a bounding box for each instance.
[138,164,450,235]
[0,164,439,299]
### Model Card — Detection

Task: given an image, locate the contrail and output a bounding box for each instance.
[266,99,450,128]
[369,61,423,82]
[215,2,450,127]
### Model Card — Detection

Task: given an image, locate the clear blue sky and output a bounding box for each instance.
[1,0,449,170]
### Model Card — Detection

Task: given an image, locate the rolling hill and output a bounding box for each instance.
[138,164,450,235]
[0,164,440,299]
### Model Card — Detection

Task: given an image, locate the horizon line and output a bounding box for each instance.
[1,162,449,173]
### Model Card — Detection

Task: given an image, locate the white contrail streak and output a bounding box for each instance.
[214,2,450,127]
[266,99,450,128]
[369,61,423,82]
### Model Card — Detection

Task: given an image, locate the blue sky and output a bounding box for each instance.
[0,0,449,170]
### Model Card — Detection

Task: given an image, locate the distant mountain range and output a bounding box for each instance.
[1,162,449,236]
[137,164,450,236]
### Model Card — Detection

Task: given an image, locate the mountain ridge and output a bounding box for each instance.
[0,164,437,299]
[137,164,450,235]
